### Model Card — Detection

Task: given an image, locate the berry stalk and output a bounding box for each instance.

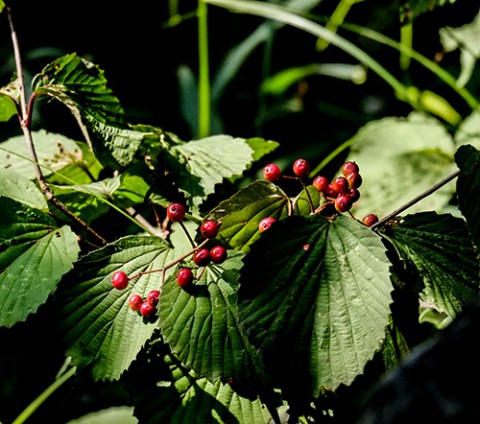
[371,169,460,231]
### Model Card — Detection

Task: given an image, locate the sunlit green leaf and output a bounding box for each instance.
[168,135,255,208]
[55,236,176,381]
[0,93,17,122]
[32,53,145,169]
[455,109,480,150]
[346,112,456,218]
[66,407,138,424]
[0,169,47,209]
[0,130,100,182]
[206,180,290,252]
[0,197,80,327]
[238,214,393,395]
[440,10,480,87]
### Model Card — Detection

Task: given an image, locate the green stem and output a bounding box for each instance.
[197,0,211,138]
[400,22,413,71]
[371,169,460,231]
[206,0,409,103]
[340,21,479,110]
[309,136,355,177]
[12,366,76,424]
[317,0,361,51]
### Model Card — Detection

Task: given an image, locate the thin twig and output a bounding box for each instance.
[6,3,106,245]
[126,207,168,238]
[371,169,460,231]
[128,239,209,281]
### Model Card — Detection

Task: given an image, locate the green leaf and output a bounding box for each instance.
[0,130,101,181]
[168,135,255,208]
[0,93,17,122]
[206,180,290,252]
[238,215,393,395]
[0,169,47,209]
[455,144,480,252]
[159,250,267,391]
[380,212,479,319]
[127,342,275,424]
[245,137,279,162]
[46,141,104,185]
[55,236,175,380]
[346,112,456,218]
[32,53,145,169]
[0,197,80,327]
[440,10,480,87]
[261,63,366,95]
[66,407,138,424]
[50,178,118,224]
[455,109,480,150]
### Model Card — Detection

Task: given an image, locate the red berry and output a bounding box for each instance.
[200,220,220,239]
[147,289,161,306]
[259,217,276,232]
[362,213,379,227]
[332,176,349,194]
[193,248,211,266]
[129,294,143,311]
[346,172,363,189]
[292,159,310,178]
[176,268,194,287]
[342,161,359,176]
[263,163,282,182]
[324,184,339,199]
[210,245,227,264]
[334,194,353,213]
[313,175,328,192]
[167,202,186,222]
[112,271,129,290]
[348,188,360,202]
[140,301,156,318]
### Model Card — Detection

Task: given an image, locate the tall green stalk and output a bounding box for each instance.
[197,0,211,138]
[11,365,76,424]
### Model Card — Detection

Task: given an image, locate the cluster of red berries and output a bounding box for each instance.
[167,202,227,288]
[111,270,160,318]
[312,160,362,213]
[262,158,379,226]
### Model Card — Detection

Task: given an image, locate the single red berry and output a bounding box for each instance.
[346,172,363,189]
[313,175,328,192]
[334,194,353,213]
[332,176,349,194]
[147,289,161,306]
[140,301,156,318]
[210,245,227,264]
[348,188,360,202]
[129,294,143,311]
[259,217,276,232]
[176,268,194,287]
[324,183,339,199]
[342,161,359,176]
[112,271,129,290]
[362,213,379,227]
[263,163,282,182]
[167,202,186,222]
[200,220,220,239]
[193,248,211,266]
[292,159,310,178]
